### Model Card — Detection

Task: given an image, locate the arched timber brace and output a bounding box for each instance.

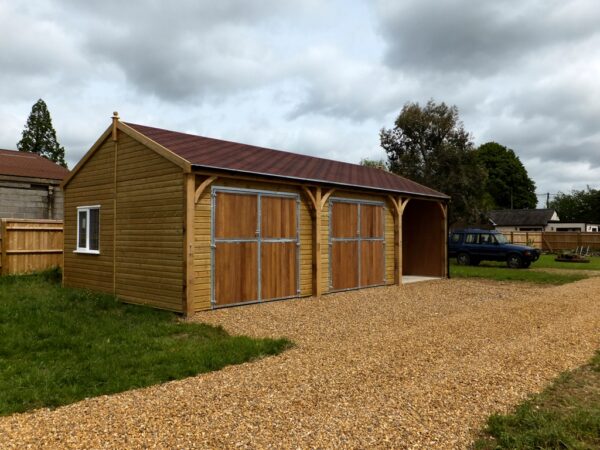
[388,195,410,285]
[302,186,335,296]
[194,175,218,204]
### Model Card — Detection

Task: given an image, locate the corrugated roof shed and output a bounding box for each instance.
[125,123,448,199]
[0,149,69,180]
[489,209,558,226]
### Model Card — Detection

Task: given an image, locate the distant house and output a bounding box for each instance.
[547,223,600,232]
[488,209,559,232]
[0,149,69,219]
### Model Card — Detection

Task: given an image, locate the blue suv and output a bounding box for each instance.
[448,229,540,268]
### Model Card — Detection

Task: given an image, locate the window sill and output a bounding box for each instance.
[73,249,100,255]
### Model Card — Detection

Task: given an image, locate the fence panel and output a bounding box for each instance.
[0,219,63,275]
[542,232,600,252]
[503,231,543,249]
[500,231,600,252]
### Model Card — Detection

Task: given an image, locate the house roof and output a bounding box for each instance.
[123,122,448,199]
[0,149,69,181]
[489,209,559,226]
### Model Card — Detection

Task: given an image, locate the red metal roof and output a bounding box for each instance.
[0,149,69,181]
[124,123,448,199]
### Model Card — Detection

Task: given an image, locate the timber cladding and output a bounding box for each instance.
[63,131,184,312]
[63,118,447,314]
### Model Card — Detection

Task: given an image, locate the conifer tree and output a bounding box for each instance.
[17,99,67,167]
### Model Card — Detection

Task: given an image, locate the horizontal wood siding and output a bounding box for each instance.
[193,178,312,311]
[115,131,184,312]
[63,137,115,292]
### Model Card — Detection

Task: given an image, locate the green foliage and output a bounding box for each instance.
[473,351,600,449]
[360,158,389,170]
[17,99,67,168]
[477,142,537,210]
[0,274,291,415]
[449,260,587,285]
[534,254,600,271]
[549,187,600,223]
[380,100,487,225]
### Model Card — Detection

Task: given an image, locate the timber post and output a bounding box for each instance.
[437,202,448,278]
[303,186,323,297]
[0,220,7,275]
[112,111,119,295]
[184,173,196,316]
[388,196,410,285]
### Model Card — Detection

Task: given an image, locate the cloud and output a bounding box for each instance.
[1,0,599,201]
[50,0,320,102]
[376,0,600,76]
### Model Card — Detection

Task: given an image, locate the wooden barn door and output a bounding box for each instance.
[260,196,298,300]
[213,191,259,306]
[330,199,385,291]
[330,202,359,290]
[360,204,385,287]
[212,188,299,307]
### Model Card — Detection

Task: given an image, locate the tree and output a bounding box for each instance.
[17,99,67,167]
[476,142,537,210]
[360,158,388,170]
[549,187,600,223]
[380,100,487,224]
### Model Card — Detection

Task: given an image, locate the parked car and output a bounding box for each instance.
[448,229,540,268]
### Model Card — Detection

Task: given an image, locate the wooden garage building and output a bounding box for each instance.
[62,114,449,315]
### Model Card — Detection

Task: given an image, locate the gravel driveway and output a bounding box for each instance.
[1,278,599,449]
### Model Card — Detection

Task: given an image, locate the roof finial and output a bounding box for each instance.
[112,111,119,141]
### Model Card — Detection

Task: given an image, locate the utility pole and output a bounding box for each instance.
[546,192,550,208]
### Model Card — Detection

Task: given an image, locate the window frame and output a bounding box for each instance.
[75,205,101,254]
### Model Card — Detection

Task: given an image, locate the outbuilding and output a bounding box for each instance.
[0,149,68,219]
[62,114,449,315]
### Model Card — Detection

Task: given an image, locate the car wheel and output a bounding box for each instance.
[507,254,523,269]
[522,261,531,268]
[457,252,471,266]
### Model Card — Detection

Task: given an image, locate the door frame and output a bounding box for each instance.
[210,186,301,308]
[328,197,386,292]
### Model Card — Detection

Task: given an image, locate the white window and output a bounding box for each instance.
[76,206,100,254]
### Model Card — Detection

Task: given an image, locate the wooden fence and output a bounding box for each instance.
[501,231,600,252]
[0,219,63,275]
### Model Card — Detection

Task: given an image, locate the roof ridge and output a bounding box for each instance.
[124,122,400,176]
[123,121,448,199]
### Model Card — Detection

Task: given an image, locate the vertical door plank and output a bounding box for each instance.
[214,193,258,239]
[331,241,359,290]
[331,202,358,238]
[261,197,296,238]
[261,242,297,300]
[360,241,384,286]
[214,242,258,305]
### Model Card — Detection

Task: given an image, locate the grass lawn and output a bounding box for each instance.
[449,260,588,285]
[534,254,600,271]
[473,350,600,449]
[0,270,291,416]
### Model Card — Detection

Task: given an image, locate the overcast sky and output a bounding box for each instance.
[1,0,599,204]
